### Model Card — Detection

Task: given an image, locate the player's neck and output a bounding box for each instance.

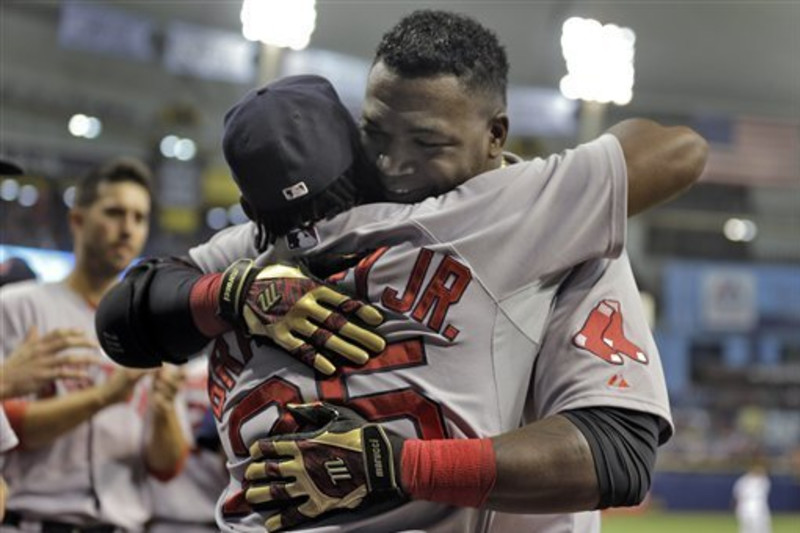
[65,268,117,309]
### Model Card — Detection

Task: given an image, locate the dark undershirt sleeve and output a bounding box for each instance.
[562,406,659,508]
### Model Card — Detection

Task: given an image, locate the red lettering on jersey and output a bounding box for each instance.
[234,329,255,365]
[354,246,389,300]
[348,388,447,440]
[208,334,257,421]
[382,249,433,313]
[208,380,226,420]
[327,271,347,284]
[317,339,425,401]
[210,338,241,390]
[221,490,250,517]
[228,377,302,457]
[210,360,235,390]
[411,255,471,336]
[316,339,447,440]
[573,300,648,365]
[227,339,448,458]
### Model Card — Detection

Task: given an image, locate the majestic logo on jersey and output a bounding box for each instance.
[256,284,281,313]
[324,458,352,485]
[607,373,631,389]
[573,300,648,365]
[282,181,309,201]
[286,227,319,250]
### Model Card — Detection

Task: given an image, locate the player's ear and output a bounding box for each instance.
[488,112,509,158]
[68,207,84,236]
[240,196,256,221]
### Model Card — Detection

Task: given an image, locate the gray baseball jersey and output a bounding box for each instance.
[489,250,672,532]
[189,135,671,532]
[0,280,154,530]
[147,357,228,533]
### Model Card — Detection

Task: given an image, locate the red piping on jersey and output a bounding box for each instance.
[2,399,28,449]
[189,273,232,338]
[401,437,496,508]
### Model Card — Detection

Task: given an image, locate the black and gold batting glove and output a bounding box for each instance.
[219,260,385,375]
[245,402,407,532]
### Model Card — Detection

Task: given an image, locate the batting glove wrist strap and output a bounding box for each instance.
[218,259,257,326]
[362,424,405,497]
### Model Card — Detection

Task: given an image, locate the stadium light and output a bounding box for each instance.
[160,135,197,161]
[18,184,39,207]
[240,0,317,51]
[560,17,636,106]
[68,114,102,139]
[724,218,758,242]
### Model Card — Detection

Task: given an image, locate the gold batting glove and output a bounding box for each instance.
[245,402,406,532]
[218,260,385,375]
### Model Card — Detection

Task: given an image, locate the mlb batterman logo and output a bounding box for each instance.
[282,181,309,201]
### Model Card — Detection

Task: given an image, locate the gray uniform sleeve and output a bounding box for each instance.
[528,252,674,443]
[188,222,260,274]
[418,134,628,298]
[0,283,36,360]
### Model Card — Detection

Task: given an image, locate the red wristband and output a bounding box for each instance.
[189,273,231,337]
[400,438,496,508]
[3,399,28,447]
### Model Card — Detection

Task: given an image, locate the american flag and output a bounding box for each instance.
[700,116,800,187]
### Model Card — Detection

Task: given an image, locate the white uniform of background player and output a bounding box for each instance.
[147,356,228,533]
[189,135,673,532]
[0,280,164,531]
[733,468,772,533]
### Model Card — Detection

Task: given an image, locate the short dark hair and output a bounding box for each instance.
[74,157,153,208]
[374,10,509,106]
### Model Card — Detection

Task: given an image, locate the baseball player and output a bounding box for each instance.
[1,158,188,532]
[733,461,772,533]
[146,357,229,533]
[96,69,706,531]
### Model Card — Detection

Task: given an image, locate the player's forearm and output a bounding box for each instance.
[607,118,709,216]
[13,387,111,449]
[0,476,7,520]
[145,405,189,480]
[396,414,599,513]
[487,414,599,512]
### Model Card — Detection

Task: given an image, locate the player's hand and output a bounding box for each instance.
[150,365,185,414]
[0,326,100,399]
[219,260,385,375]
[100,368,151,406]
[245,402,407,532]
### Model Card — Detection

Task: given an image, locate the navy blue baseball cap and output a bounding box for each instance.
[222,74,358,214]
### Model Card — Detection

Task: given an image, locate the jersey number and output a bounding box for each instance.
[227,339,448,458]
